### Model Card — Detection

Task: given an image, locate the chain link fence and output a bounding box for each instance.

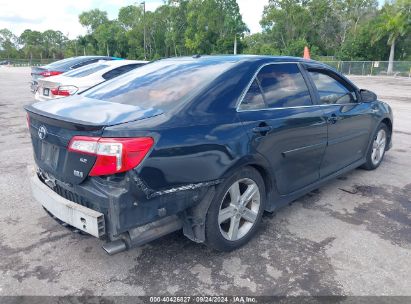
[0,58,56,67]
[322,61,411,77]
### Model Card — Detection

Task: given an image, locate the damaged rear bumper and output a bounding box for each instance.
[29,167,221,253]
[30,173,105,238]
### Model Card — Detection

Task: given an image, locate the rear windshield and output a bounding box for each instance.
[45,57,110,70]
[45,57,78,69]
[83,59,236,111]
[63,63,109,78]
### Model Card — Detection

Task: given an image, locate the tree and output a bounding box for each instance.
[2,0,409,62]
[79,9,109,33]
[338,18,389,60]
[332,0,378,46]
[42,30,67,59]
[0,29,18,59]
[167,0,189,56]
[243,33,280,55]
[185,0,247,54]
[77,34,97,56]
[374,0,411,74]
[19,29,43,62]
[261,0,312,51]
[118,5,143,30]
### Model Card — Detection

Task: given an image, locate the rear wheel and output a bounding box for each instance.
[205,167,266,251]
[362,123,389,170]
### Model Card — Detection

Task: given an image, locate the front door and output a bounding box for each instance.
[306,69,374,177]
[237,63,328,195]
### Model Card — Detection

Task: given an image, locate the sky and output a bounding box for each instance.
[0,0,269,39]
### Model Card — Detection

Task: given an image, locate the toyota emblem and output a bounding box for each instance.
[38,125,47,140]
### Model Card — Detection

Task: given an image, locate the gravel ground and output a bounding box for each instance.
[0,67,410,297]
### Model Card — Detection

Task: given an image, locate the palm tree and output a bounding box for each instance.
[375,0,410,74]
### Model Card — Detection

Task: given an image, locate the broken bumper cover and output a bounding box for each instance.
[30,174,105,238]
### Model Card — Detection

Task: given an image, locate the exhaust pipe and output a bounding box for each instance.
[102,215,183,255]
[102,239,127,255]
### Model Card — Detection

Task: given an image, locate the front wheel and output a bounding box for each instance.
[362,123,389,170]
[205,167,266,251]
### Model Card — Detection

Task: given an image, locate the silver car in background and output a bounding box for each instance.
[34,60,147,101]
[30,56,121,92]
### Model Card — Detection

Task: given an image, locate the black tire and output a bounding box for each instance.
[205,166,266,251]
[361,123,389,170]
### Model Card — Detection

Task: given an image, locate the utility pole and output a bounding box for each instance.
[141,1,147,60]
[234,35,237,55]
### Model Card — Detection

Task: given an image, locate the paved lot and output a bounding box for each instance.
[0,67,410,296]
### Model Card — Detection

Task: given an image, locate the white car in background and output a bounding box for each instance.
[34,59,147,101]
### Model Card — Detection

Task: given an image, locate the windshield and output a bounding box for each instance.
[83,59,236,112]
[63,63,109,78]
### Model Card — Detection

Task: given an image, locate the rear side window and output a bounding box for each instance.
[64,63,109,78]
[239,79,266,111]
[83,60,236,112]
[102,64,144,80]
[257,64,312,108]
[239,63,312,110]
[309,71,356,104]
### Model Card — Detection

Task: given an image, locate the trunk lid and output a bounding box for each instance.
[26,96,163,184]
[31,66,47,80]
[36,79,61,100]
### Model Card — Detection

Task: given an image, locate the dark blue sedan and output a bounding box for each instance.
[26,55,393,254]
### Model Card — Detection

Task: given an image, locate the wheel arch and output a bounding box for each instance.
[219,154,279,212]
[381,117,393,149]
[182,154,280,243]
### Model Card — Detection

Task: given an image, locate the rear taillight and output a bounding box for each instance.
[68,136,154,176]
[51,85,78,96]
[40,70,62,77]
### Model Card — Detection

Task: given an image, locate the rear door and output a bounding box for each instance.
[305,67,374,177]
[237,63,328,195]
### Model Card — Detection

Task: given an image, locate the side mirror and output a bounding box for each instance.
[360,89,377,103]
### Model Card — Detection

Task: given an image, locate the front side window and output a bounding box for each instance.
[309,71,356,104]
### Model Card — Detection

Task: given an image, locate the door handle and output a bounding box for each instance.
[252,124,272,135]
[327,114,339,124]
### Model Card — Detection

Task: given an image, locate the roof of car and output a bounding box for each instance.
[160,55,318,64]
[63,56,121,60]
[103,59,148,67]
[44,56,123,69]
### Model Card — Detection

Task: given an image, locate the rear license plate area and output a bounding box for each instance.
[40,142,59,169]
[43,88,50,96]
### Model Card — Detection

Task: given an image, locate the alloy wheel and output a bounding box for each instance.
[371,129,387,166]
[218,178,261,241]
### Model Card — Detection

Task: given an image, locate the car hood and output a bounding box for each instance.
[26,95,163,127]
